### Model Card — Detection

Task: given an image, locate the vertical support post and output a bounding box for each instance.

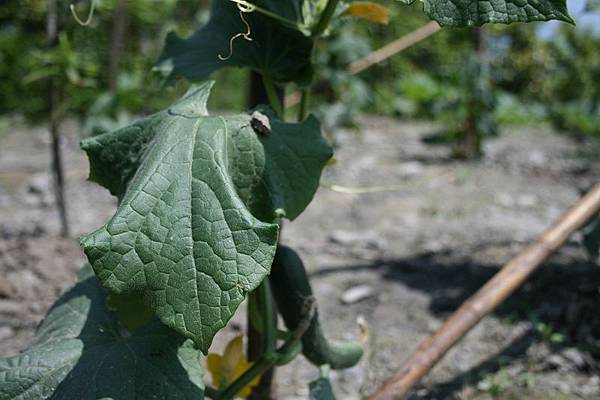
[460,27,485,159]
[47,0,70,237]
[108,0,128,93]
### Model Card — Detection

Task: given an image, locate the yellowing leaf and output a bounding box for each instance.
[344,2,390,24]
[207,336,260,398]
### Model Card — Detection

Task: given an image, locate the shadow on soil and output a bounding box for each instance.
[312,244,600,398]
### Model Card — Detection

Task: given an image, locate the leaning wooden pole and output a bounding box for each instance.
[369,183,600,400]
[347,21,441,75]
[284,21,441,109]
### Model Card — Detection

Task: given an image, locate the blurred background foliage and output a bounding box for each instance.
[0,0,599,140]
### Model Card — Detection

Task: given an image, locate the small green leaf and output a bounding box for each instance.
[309,377,336,400]
[80,83,332,352]
[410,0,573,26]
[302,0,329,27]
[0,272,204,400]
[228,113,333,221]
[156,0,314,85]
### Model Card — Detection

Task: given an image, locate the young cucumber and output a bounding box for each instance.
[270,245,364,370]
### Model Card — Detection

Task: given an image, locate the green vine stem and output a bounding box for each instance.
[298,89,309,121]
[247,279,275,359]
[214,337,295,400]
[261,73,284,118]
[204,386,220,399]
[310,0,341,37]
[226,2,343,399]
[258,280,276,355]
[215,356,273,400]
[214,297,316,400]
[248,290,264,334]
[296,0,341,122]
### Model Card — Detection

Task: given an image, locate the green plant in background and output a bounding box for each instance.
[453,45,498,159]
[541,25,600,138]
[400,50,497,158]
[485,3,600,139]
[371,1,600,146]
[534,321,566,344]
[0,0,574,399]
[0,0,214,125]
[311,25,373,131]
[0,1,101,122]
[585,0,600,13]
[0,0,206,237]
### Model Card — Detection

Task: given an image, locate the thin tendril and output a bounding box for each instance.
[70,0,97,26]
[230,0,304,31]
[218,10,253,61]
[230,0,256,13]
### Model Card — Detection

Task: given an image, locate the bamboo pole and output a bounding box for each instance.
[369,183,600,400]
[347,21,441,75]
[284,21,442,109]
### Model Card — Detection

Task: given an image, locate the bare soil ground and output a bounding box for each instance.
[1,116,600,399]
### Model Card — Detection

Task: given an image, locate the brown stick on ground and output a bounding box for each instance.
[284,21,442,109]
[369,182,600,400]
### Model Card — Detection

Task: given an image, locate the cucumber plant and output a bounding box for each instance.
[0,0,573,399]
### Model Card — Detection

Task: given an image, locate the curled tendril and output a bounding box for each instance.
[70,0,97,26]
[218,6,254,61]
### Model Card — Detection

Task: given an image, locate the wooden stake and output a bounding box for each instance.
[457,27,485,160]
[47,0,70,238]
[369,183,600,400]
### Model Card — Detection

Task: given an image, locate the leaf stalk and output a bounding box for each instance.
[310,0,341,37]
[298,89,309,121]
[261,74,284,118]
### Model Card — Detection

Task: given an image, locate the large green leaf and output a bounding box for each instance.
[0,270,204,400]
[80,83,332,352]
[156,0,313,85]
[410,0,573,26]
[81,122,157,199]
